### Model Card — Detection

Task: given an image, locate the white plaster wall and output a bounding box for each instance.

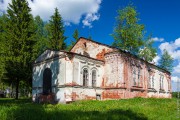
[65,61,73,84]
[32,58,65,102]
[65,87,73,102]
[56,88,65,103]
[147,68,171,98]
[72,88,98,100]
[73,56,104,87]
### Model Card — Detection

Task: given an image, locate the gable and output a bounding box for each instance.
[70,37,117,61]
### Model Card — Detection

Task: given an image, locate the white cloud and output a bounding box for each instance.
[172,76,180,82]
[159,38,180,60]
[158,38,180,88]
[151,37,164,42]
[82,13,100,28]
[0,0,11,12]
[153,55,160,64]
[174,63,180,74]
[0,0,102,27]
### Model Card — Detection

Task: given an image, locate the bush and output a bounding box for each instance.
[172,92,180,98]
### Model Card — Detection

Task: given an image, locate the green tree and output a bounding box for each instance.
[5,0,36,99]
[73,29,79,41]
[47,8,66,50]
[112,5,144,55]
[138,38,157,62]
[67,29,79,51]
[158,49,174,72]
[0,14,6,82]
[33,15,49,59]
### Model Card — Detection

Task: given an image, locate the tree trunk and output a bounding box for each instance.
[11,82,13,98]
[15,78,19,99]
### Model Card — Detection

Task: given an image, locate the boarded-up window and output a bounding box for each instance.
[43,68,52,95]
[92,70,96,87]
[83,68,88,86]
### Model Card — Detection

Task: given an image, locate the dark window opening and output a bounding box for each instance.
[83,42,87,48]
[43,68,52,95]
[137,67,141,86]
[133,68,136,86]
[92,70,96,87]
[83,68,88,86]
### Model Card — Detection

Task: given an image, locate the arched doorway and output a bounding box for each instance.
[43,68,52,95]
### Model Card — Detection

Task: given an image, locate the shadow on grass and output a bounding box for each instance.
[0,98,31,104]
[0,98,148,120]
[48,109,148,120]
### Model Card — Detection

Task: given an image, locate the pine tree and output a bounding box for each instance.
[67,29,79,51]
[0,14,7,81]
[47,8,66,50]
[73,29,79,42]
[33,15,48,59]
[5,0,35,99]
[112,5,144,55]
[158,49,174,72]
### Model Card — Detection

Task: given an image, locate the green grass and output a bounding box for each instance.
[0,98,177,120]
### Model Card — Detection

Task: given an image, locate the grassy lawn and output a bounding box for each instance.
[0,98,177,120]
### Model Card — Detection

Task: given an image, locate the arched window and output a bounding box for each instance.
[152,76,154,88]
[149,75,154,88]
[160,75,164,90]
[43,68,52,95]
[137,67,141,86]
[83,68,88,86]
[92,70,96,87]
[133,68,136,86]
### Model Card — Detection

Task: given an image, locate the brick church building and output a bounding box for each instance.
[32,37,171,103]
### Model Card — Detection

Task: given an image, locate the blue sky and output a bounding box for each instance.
[0,0,180,91]
[66,0,180,91]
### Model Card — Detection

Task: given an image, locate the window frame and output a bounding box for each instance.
[160,74,164,90]
[137,66,141,86]
[92,70,97,87]
[133,68,136,86]
[83,68,89,87]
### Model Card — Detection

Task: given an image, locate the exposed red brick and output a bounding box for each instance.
[85,95,96,100]
[38,93,55,103]
[96,48,112,60]
[65,81,79,86]
[71,92,79,101]
[102,90,123,99]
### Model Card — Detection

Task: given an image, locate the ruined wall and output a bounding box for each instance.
[70,37,117,61]
[147,65,171,98]
[32,50,105,103]
[64,54,104,87]
[64,54,104,102]
[32,42,171,103]
[103,51,171,99]
[104,53,125,88]
[103,52,147,99]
